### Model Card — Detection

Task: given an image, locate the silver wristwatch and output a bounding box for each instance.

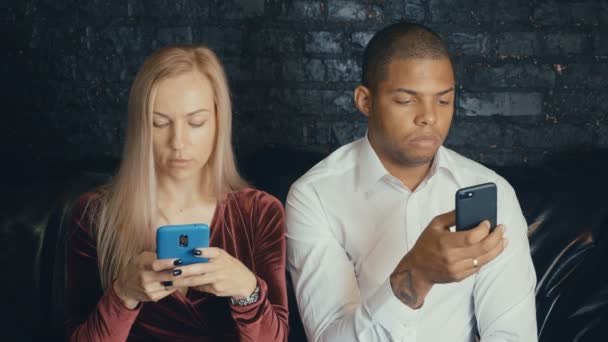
[230,286,260,306]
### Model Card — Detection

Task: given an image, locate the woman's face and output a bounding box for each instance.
[152,71,217,181]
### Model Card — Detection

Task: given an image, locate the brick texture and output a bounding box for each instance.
[3,0,607,170]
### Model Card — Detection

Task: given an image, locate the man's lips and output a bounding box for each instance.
[408,135,440,148]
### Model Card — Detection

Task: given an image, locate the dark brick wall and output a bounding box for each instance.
[4,0,608,169]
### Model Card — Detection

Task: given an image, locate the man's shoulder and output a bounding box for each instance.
[289,138,362,192]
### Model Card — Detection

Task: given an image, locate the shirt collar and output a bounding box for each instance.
[356,133,465,192]
[432,145,466,189]
[355,132,390,192]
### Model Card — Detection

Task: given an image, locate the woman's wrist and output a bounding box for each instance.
[235,272,258,300]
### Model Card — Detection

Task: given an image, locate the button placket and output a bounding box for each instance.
[404,194,420,251]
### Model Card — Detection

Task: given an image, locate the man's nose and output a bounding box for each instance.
[415,102,437,126]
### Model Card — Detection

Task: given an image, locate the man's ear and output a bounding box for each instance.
[354,85,372,118]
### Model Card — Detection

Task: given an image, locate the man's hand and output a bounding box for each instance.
[389,210,507,309]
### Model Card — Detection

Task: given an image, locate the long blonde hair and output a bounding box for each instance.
[91,45,247,289]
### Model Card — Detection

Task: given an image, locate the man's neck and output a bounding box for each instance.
[382,158,433,192]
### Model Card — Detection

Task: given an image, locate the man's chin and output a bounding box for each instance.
[393,151,437,167]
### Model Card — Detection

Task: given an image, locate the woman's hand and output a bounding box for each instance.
[112,251,182,309]
[170,247,258,299]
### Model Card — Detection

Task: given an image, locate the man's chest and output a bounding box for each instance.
[324,183,458,292]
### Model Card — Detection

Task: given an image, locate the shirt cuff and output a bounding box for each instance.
[364,278,420,333]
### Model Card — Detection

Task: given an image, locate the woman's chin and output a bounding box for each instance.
[159,165,202,181]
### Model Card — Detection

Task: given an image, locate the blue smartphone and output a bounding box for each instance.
[455,182,497,232]
[156,223,210,264]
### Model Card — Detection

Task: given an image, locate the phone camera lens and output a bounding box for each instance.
[468,192,473,197]
[179,234,189,247]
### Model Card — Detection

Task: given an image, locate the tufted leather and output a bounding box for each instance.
[1,149,607,341]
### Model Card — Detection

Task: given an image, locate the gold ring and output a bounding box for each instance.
[473,258,479,268]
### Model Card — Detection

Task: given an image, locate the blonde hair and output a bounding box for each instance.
[91,45,247,288]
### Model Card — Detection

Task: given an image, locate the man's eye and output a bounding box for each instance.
[438,100,451,105]
[396,99,413,105]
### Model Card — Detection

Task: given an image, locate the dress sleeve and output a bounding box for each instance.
[65,193,141,342]
[230,191,289,342]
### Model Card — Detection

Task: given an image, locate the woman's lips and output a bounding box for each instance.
[168,159,192,167]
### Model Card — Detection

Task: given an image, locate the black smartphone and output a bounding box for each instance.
[455,182,497,231]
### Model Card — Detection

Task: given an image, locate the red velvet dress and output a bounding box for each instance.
[65,188,288,341]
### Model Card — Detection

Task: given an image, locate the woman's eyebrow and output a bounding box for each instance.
[153,109,210,117]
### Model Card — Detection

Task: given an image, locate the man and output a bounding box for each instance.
[286,22,537,341]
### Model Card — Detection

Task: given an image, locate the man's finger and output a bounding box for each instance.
[451,224,504,258]
[430,210,456,231]
[446,220,492,248]
[475,236,507,268]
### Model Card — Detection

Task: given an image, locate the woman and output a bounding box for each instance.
[66,45,288,341]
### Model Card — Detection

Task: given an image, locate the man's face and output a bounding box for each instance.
[367,57,455,167]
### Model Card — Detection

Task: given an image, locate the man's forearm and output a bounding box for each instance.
[389,258,433,309]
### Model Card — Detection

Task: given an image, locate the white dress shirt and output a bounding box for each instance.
[286,135,538,342]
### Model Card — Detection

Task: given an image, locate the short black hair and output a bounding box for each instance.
[362,22,450,89]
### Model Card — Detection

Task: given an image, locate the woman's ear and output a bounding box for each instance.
[354,85,372,118]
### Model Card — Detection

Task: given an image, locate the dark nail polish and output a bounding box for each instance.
[161,281,173,287]
[173,259,183,266]
[192,249,202,256]
[172,269,182,276]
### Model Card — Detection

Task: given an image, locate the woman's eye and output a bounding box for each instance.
[438,100,451,105]
[153,121,170,128]
[189,121,205,128]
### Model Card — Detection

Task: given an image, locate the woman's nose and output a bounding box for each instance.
[170,123,187,150]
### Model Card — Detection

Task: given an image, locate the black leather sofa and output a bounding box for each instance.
[2,148,607,341]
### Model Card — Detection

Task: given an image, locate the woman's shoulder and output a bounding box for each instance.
[69,190,104,235]
[230,187,281,205]
[72,190,103,217]
[227,188,285,218]
[226,188,285,239]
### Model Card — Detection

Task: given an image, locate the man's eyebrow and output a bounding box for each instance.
[152,109,210,117]
[437,87,455,96]
[392,87,455,96]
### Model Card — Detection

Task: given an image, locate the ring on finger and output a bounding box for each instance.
[472,258,479,268]
[161,280,173,291]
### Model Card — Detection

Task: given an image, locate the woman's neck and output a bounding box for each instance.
[156,172,214,210]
